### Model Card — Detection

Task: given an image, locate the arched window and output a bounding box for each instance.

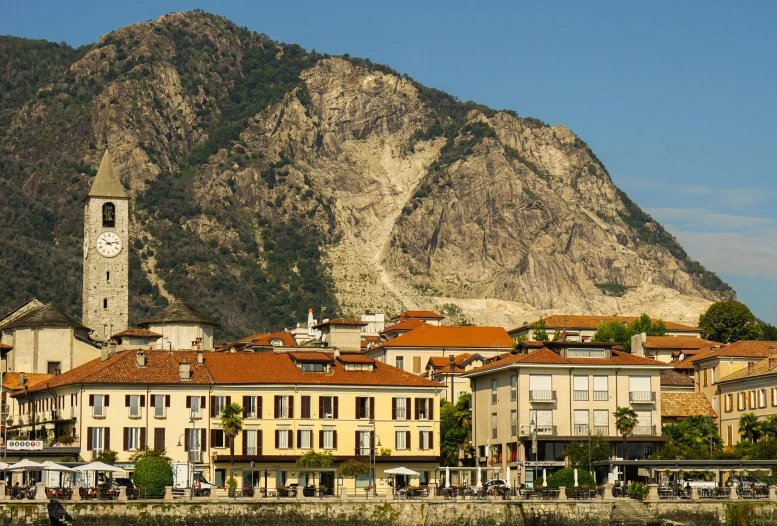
[102,203,115,227]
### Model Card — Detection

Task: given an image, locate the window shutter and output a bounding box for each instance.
[257,396,262,419]
[242,430,247,456]
[297,430,302,447]
[105,395,109,407]
[355,431,360,454]
[150,395,156,407]
[243,397,248,418]
[406,431,411,450]
[155,428,165,450]
[140,395,146,407]
[355,398,360,419]
[370,397,375,419]
[165,395,170,408]
[201,396,205,409]
[275,430,279,449]
[226,396,231,407]
[200,429,207,452]
[406,398,411,419]
[319,397,324,418]
[289,396,294,419]
[184,431,190,452]
[104,427,110,449]
[140,428,146,449]
[87,427,93,450]
[319,430,324,447]
[419,431,423,450]
[333,430,338,449]
[211,429,216,448]
[333,397,339,419]
[274,396,279,418]
[429,431,434,449]
[257,430,262,456]
[186,396,191,409]
[123,428,129,451]
[392,398,397,420]
[429,398,434,420]
[211,396,216,417]
[126,395,130,407]
[414,399,419,420]
[288,430,293,449]
[301,396,310,419]
[89,395,94,407]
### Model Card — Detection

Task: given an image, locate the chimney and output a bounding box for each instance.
[191,340,198,351]
[748,362,755,374]
[108,340,117,355]
[101,343,109,362]
[449,355,455,373]
[179,362,192,381]
[400,315,405,322]
[308,308,314,327]
[136,349,147,368]
[197,351,204,365]
[769,358,776,370]
[19,372,24,386]
[196,337,203,350]
[334,348,340,359]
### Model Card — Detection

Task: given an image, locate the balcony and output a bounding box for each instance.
[354,447,372,457]
[593,391,608,401]
[536,425,557,436]
[245,446,258,455]
[189,451,202,463]
[529,391,556,403]
[573,390,589,401]
[128,408,142,419]
[593,425,609,435]
[573,424,589,436]
[629,391,656,404]
[631,425,657,436]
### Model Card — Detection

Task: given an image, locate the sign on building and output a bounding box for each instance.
[7,440,44,450]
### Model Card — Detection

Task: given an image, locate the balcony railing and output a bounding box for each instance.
[629,391,656,403]
[536,425,557,436]
[92,407,105,418]
[245,446,258,455]
[593,391,608,401]
[355,447,372,456]
[529,391,556,402]
[128,407,142,419]
[189,451,202,463]
[573,390,589,401]
[594,425,609,435]
[631,425,657,436]
[153,407,167,419]
[573,424,589,436]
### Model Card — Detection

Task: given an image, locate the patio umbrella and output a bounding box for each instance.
[476,465,482,488]
[445,466,450,488]
[7,459,44,471]
[505,467,511,488]
[42,461,76,472]
[383,467,419,476]
[76,462,119,472]
[542,469,547,487]
[574,469,578,487]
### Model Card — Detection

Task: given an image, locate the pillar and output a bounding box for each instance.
[0,481,6,501]
[691,486,699,501]
[183,488,191,502]
[71,486,81,503]
[603,483,614,499]
[209,486,219,501]
[558,486,567,500]
[770,486,777,501]
[647,484,659,501]
[730,486,738,500]
[164,486,173,502]
[118,486,127,502]
[34,482,47,501]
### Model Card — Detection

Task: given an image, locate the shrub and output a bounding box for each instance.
[546,468,595,489]
[133,456,173,495]
[628,481,648,500]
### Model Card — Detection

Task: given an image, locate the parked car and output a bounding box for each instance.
[725,476,767,489]
[111,478,135,491]
[483,479,507,488]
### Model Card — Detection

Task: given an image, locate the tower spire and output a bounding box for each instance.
[87,150,128,199]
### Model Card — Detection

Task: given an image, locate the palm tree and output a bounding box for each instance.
[760,415,777,440]
[221,402,245,470]
[738,412,761,443]
[613,406,639,461]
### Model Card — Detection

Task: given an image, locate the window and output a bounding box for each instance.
[102,203,115,227]
[106,271,110,282]
[277,430,290,449]
[301,363,325,372]
[725,393,733,412]
[187,428,201,451]
[567,348,605,358]
[711,368,716,384]
[298,429,313,449]
[491,379,498,404]
[90,394,108,418]
[188,396,203,418]
[417,398,432,420]
[243,430,258,455]
[212,429,225,448]
[356,397,373,419]
[593,376,608,400]
[711,396,718,413]
[593,410,608,435]
[103,299,108,309]
[153,395,167,418]
[629,376,652,401]
[759,388,767,408]
[510,375,517,402]
[357,431,371,455]
[529,375,553,401]
[90,427,104,451]
[530,409,553,435]
[301,396,312,419]
[419,431,433,450]
[511,410,517,436]
[727,425,733,447]
[244,396,258,419]
[126,427,141,451]
[126,395,143,418]
[395,356,404,370]
[393,397,408,420]
[47,362,61,375]
[322,430,335,449]
[395,430,408,450]
[703,368,708,387]
[573,376,589,401]
[491,413,498,439]
[413,356,421,373]
[213,396,226,417]
[772,388,777,407]
[320,396,337,419]
[276,396,291,419]
[574,410,588,435]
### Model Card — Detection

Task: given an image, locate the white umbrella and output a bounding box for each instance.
[42,461,76,472]
[542,469,547,487]
[445,466,450,488]
[0,462,9,471]
[7,459,44,471]
[506,466,511,488]
[76,462,119,472]
[574,468,578,487]
[383,467,419,476]
[476,465,482,488]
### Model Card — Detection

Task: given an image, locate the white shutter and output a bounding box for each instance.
[593,376,608,391]
[532,410,552,427]
[593,410,608,426]
[629,376,651,392]
[530,375,552,391]
[636,411,652,426]
[573,376,588,391]
[574,410,588,425]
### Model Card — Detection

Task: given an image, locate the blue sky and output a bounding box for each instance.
[4,1,777,322]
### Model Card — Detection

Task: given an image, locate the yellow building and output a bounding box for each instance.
[509,315,702,343]
[463,341,668,486]
[13,349,442,492]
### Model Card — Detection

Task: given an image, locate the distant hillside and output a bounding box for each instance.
[0,11,732,340]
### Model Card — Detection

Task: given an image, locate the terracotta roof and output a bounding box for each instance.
[251,332,298,348]
[428,353,473,369]
[399,310,445,320]
[141,300,217,326]
[312,318,368,329]
[381,318,427,334]
[371,324,513,350]
[661,392,716,418]
[0,342,12,350]
[660,369,695,387]
[289,352,333,363]
[23,350,442,393]
[717,355,777,384]
[465,348,666,375]
[87,150,128,199]
[510,315,700,332]
[111,328,163,338]
[3,373,54,391]
[689,341,777,364]
[0,304,86,330]
[643,336,715,350]
[337,354,374,364]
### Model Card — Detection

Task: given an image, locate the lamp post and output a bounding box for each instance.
[176,410,197,489]
[370,418,382,496]
[530,413,537,488]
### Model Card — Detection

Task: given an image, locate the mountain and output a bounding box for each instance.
[0,11,733,340]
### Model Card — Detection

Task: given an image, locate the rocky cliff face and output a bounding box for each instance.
[0,12,732,338]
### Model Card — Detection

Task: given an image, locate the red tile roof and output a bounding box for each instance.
[660,369,695,387]
[371,324,513,350]
[661,392,717,418]
[312,318,368,329]
[3,373,53,390]
[337,354,374,364]
[0,342,12,350]
[381,318,427,334]
[399,310,445,320]
[22,349,442,393]
[511,315,700,332]
[251,332,298,347]
[643,336,715,350]
[428,353,473,368]
[465,348,666,375]
[717,354,777,384]
[111,328,163,338]
[289,352,333,363]
[689,341,777,363]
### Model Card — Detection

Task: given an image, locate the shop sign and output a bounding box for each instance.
[7,440,44,450]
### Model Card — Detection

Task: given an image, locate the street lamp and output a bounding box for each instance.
[370,418,382,496]
[176,410,198,489]
[530,413,537,488]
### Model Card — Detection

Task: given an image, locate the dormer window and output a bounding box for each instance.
[301,363,325,372]
[567,348,606,358]
[270,338,283,347]
[102,203,115,227]
[344,363,373,372]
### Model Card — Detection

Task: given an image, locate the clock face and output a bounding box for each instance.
[96,232,122,258]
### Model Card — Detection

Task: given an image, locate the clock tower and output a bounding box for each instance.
[82,150,129,340]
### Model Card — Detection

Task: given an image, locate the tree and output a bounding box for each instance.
[739,412,762,443]
[698,301,760,343]
[592,321,632,350]
[95,449,118,465]
[128,447,171,463]
[296,450,334,487]
[629,313,667,338]
[133,456,173,497]
[440,394,471,466]
[532,318,549,342]
[613,407,638,461]
[339,459,369,487]
[552,329,561,341]
[760,415,777,440]
[547,467,596,489]
[220,402,244,470]
[561,434,611,481]
[653,416,722,459]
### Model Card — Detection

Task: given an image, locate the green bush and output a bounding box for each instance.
[133,456,173,494]
[546,468,595,489]
[628,481,648,500]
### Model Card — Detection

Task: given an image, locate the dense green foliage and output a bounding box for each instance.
[440,394,472,467]
[338,459,369,479]
[128,447,172,463]
[698,301,761,343]
[296,450,335,468]
[653,416,722,460]
[133,456,174,494]
[560,435,611,481]
[613,406,638,461]
[531,318,549,342]
[594,283,634,297]
[546,467,595,489]
[592,313,666,352]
